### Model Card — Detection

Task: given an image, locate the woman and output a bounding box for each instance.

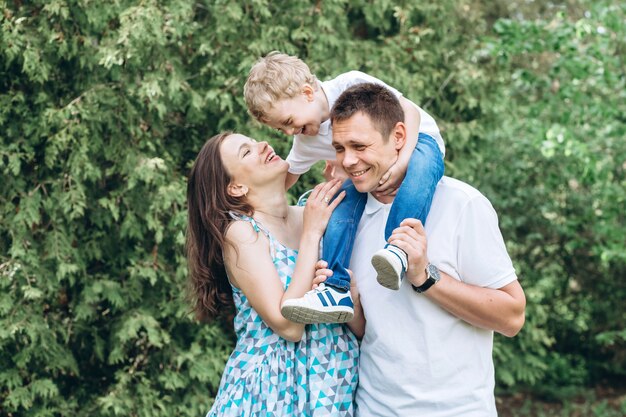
[186,132,360,416]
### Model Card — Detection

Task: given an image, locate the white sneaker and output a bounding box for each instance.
[371,245,407,290]
[281,283,354,324]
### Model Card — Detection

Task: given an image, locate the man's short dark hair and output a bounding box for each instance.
[330,82,405,140]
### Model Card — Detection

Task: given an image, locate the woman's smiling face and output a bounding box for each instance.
[220,133,289,187]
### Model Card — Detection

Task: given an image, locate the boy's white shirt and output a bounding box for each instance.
[286,71,445,175]
[351,177,518,417]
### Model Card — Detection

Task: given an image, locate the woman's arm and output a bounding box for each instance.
[225,180,345,342]
[225,221,305,342]
[281,180,345,304]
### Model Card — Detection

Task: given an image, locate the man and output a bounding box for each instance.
[329,83,526,416]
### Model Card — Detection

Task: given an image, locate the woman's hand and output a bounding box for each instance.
[303,179,345,238]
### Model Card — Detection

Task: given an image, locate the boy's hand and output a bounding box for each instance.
[375,159,407,196]
[323,160,349,183]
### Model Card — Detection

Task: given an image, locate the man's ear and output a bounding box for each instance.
[392,121,407,150]
[302,83,316,102]
[227,182,248,198]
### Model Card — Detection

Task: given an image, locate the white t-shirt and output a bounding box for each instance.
[352,177,517,417]
[286,71,445,174]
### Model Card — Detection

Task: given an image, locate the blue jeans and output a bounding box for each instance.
[322,133,444,291]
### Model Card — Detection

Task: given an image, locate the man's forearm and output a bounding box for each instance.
[418,273,526,337]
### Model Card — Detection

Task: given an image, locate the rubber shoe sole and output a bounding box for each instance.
[281,304,354,324]
[371,252,403,290]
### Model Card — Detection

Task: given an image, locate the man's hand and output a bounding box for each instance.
[387,218,429,287]
[312,260,360,308]
[312,259,331,289]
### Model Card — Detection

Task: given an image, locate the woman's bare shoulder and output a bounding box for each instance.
[225,219,263,246]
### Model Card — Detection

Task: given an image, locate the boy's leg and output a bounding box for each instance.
[372,133,444,290]
[322,179,367,290]
[281,179,366,324]
[386,133,444,235]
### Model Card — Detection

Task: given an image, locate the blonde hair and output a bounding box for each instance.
[244,51,318,123]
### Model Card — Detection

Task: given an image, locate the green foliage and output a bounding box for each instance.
[478,0,626,394]
[502,389,626,417]
[0,0,624,415]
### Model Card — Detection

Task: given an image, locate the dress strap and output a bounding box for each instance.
[228,211,277,256]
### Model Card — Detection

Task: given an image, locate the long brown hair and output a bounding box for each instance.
[186,132,254,321]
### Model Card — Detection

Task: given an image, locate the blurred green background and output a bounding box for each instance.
[1,0,624,415]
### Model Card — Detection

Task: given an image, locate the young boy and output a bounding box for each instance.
[244,51,445,324]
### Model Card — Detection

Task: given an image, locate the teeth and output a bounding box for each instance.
[351,169,367,176]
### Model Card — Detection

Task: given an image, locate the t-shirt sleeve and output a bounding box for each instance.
[286,135,314,174]
[455,195,517,289]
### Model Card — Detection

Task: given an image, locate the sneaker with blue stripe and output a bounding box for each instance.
[281,283,354,324]
[371,244,408,290]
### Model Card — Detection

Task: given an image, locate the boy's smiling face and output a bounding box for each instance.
[263,84,326,137]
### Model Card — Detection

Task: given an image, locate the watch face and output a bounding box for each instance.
[427,264,441,281]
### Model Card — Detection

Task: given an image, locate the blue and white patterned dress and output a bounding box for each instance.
[207,215,359,417]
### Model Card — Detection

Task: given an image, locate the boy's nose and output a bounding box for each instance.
[283,127,295,135]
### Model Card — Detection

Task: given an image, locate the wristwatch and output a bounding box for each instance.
[411,263,441,293]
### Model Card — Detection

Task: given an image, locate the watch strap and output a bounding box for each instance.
[411,263,440,293]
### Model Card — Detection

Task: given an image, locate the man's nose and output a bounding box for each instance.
[283,127,295,135]
[342,150,358,168]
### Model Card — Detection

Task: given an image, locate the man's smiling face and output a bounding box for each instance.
[332,111,404,194]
